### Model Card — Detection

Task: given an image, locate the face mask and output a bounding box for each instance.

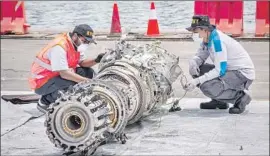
[78,44,89,52]
[192,33,203,43]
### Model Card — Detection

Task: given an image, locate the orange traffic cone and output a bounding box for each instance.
[147,2,160,36]
[1,1,30,35]
[110,2,121,35]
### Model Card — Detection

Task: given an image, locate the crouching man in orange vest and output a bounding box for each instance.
[28,24,105,113]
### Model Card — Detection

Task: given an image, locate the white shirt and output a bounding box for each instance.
[193,29,255,84]
[47,45,86,72]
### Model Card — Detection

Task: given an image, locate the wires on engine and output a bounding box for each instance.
[163,65,188,106]
[155,65,189,129]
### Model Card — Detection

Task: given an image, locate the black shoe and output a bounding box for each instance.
[229,92,251,114]
[200,99,229,109]
[37,97,50,113]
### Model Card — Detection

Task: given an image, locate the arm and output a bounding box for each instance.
[59,70,88,82]
[191,42,210,67]
[77,48,97,67]
[77,49,105,67]
[196,40,228,84]
[189,43,210,76]
[79,58,97,67]
[79,53,105,67]
[49,46,89,82]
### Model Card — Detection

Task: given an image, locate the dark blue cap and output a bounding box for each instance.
[73,24,97,44]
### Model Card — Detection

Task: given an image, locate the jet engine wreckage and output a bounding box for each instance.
[44,37,187,155]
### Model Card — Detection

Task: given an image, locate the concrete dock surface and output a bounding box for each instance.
[1,97,269,155]
[1,37,269,155]
[1,38,269,100]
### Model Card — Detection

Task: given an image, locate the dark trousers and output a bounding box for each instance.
[193,63,253,104]
[35,67,95,105]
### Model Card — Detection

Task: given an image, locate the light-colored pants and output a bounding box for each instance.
[194,64,253,104]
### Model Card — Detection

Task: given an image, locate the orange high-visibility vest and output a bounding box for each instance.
[28,33,80,89]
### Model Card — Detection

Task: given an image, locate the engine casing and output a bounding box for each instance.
[44,40,183,155]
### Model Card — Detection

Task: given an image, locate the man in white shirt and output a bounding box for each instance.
[30,24,105,113]
[184,15,255,114]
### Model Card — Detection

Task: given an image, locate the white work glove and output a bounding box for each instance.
[184,78,200,92]
[189,60,200,76]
